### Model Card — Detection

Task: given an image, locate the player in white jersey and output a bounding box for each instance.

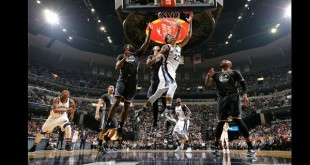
[172,98,192,152]
[221,122,230,153]
[137,12,193,126]
[29,90,76,152]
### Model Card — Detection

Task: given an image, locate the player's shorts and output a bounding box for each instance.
[42,114,70,133]
[216,93,242,120]
[173,120,190,134]
[158,64,176,89]
[99,110,115,129]
[220,132,229,142]
[101,116,117,130]
[114,76,137,101]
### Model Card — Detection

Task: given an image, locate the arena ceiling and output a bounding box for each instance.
[28,0,291,59]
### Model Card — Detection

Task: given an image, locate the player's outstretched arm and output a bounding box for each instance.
[205,68,215,86]
[95,99,104,120]
[140,22,153,53]
[180,12,193,48]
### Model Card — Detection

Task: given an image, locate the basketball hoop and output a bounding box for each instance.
[157,11,180,26]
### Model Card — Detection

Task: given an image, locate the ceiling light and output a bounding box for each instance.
[271,28,277,33]
[44,9,59,24]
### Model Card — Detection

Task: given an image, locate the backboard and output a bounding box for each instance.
[115,0,223,49]
[122,0,217,13]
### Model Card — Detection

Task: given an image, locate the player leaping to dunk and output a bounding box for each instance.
[136,12,193,133]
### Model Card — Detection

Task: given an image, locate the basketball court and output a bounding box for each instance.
[28,149,292,164]
[28,1,292,164]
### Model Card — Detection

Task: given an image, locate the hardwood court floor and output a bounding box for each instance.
[28,149,292,165]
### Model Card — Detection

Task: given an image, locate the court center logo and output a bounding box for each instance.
[219,74,229,82]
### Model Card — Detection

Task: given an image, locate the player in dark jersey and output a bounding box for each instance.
[95,85,117,153]
[103,23,153,139]
[135,45,167,132]
[205,59,256,157]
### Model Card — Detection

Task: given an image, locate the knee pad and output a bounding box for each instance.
[166,83,177,98]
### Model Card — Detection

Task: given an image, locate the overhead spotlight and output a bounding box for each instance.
[36,0,41,4]
[275,24,280,28]
[91,8,95,12]
[225,41,229,44]
[67,36,73,42]
[271,28,277,33]
[98,20,101,23]
[238,16,242,19]
[100,26,105,31]
[107,36,112,43]
[62,29,66,32]
[245,4,248,7]
[44,9,59,24]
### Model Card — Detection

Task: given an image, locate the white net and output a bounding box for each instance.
[157,12,180,21]
[157,12,181,39]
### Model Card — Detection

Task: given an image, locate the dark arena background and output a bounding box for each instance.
[28,0,291,164]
